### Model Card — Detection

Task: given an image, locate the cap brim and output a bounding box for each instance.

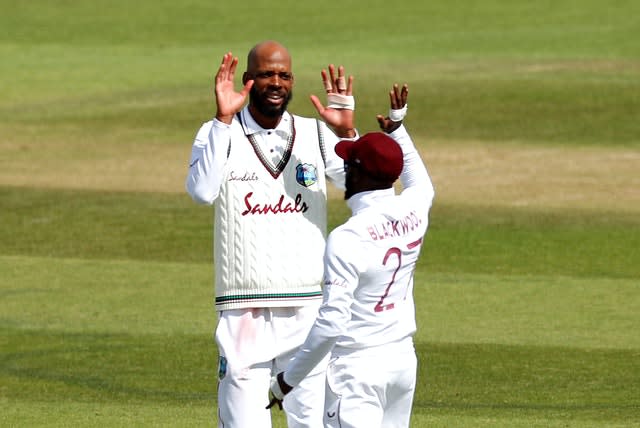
[334,140,353,161]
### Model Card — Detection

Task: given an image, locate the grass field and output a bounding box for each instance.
[2,0,639,426]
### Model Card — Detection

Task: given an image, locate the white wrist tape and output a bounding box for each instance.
[327,93,355,110]
[270,376,285,400]
[389,104,408,122]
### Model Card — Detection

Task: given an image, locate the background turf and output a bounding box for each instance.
[1,0,639,427]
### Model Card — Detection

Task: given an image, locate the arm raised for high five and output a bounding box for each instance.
[310,64,356,138]
[215,52,254,124]
[185,52,252,205]
[376,82,434,200]
[376,83,408,134]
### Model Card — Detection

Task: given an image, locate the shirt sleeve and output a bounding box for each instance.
[388,125,435,207]
[283,228,362,387]
[319,121,359,191]
[185,119,232,204]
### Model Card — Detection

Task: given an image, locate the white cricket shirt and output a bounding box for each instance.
[283,125,435,387]
[185,107,352,310]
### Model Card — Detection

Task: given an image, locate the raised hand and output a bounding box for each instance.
[376,83,409,134]
[310,64,356,138]
[215,52,254,124]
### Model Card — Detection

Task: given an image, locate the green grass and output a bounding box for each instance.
[2,190,639,427]
[1,0,640,426]
[3,255,639,427]
[2,1,639,147]
[0,187,211,263]
[1,188,637,279]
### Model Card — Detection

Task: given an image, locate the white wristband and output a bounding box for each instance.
[327,93,355,110]
[270,376,285,400]
[389,104,408,122]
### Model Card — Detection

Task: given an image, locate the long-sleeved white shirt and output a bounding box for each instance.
[185,108,347,205]
[283,125,435,387]
[185,107,357,309]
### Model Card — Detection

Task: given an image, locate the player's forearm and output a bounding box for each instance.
[323,123,356,190]
[390,126,433,197]
[185,120,229,204]
[283,320,339,388]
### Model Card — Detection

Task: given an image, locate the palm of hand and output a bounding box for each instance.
[319,108,353,130]
[216,82,247,117]
[377,116,401,134]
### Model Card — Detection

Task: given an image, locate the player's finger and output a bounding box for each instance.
[345,75,354,96]
[321,69,332,93]
[309,94,325,114]
[227,55,239,77]
[392,83,402,108]
[215,53,229,80]
[336,65,347,93]
[389,89,399,110]
[328,64,337,89]
[239,79,254,97]
[398,83,409,107]
[218,52,237,82]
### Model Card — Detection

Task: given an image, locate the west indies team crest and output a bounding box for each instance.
[295,163,318,187]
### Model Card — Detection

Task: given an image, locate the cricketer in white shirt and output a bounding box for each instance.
[269,123,435,428]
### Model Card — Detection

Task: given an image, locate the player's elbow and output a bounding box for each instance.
[185,179,217,205]
[190,193,215,205]
[426,181,435,204]
[316,308,350,336]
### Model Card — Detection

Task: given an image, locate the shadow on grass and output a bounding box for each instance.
[2,328,216,404]
[4,328,639,424]
[414,342,640,422]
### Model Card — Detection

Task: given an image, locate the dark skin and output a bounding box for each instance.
[377,83,409,134]
[243,41,294,128]
[213,40,356,137]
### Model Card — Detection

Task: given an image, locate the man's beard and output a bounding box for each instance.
[250,86,293,118]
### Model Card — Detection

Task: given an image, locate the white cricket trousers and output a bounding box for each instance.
[215,305,327,428]
[324,341,417,428]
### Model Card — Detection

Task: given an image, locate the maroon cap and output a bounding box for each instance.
[335,132,404,182]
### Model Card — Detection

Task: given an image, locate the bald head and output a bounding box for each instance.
[246,40,291,74]
[243,40,294,128]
